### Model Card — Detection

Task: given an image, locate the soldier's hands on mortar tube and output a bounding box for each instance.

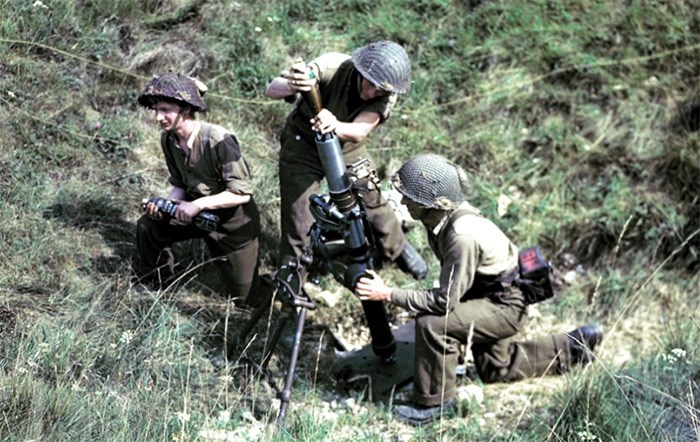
[354,270,393,302]
[311,109,339,134]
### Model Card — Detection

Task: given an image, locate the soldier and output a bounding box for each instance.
[355,153,603,426]
[265,40,427,281]
[135,72,261,306]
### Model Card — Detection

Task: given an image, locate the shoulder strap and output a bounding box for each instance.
[453,206,483,219]
[201,122,212,149]
[439,206,483,235]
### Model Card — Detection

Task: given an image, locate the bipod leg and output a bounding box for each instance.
[236,300,269,352]
[260,305,293,370]
[235,291,292,374]
[276,305,307,428]
[236,306,293,399]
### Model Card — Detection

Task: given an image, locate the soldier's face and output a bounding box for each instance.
[359,77,388,100]
[154,101,182,131]
[401,195,426,221]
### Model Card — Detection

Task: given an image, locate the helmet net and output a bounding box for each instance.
[392,154,469,209]
[138,72,208,112]
[351,41,411,94]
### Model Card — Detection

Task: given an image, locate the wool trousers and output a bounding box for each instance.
[412,289,571,406]
[135,215,260,304]
[278,127,406,264]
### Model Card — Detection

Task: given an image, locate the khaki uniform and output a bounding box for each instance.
[136,122,260,303]
[278,52,406,263]
[392,203,570,407]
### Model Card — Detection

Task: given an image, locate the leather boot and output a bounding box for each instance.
[393,399,457,426]
[396,242,427,280]
[568,323,603,366]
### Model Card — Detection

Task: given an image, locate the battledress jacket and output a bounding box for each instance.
[284,52,398,149]
[391,202,519,315]
[160,121,260,243]
[277,52,408,262]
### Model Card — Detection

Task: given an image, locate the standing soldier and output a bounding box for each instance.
[134,72,261,306]
[355,153,603,425]
[265,40,428,282]
[265,40,428,363]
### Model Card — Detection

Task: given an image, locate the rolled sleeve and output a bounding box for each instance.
[392,233,479,315]
[216,134,254,196]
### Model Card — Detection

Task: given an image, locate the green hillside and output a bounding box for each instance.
[0,0,698,440]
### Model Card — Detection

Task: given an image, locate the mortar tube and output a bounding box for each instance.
[316,134,351,196]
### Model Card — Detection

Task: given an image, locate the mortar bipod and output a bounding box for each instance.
[234,252,316,428]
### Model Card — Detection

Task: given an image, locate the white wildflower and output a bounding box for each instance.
[219,374,233,384]
[457,383,484,405]
[670,348,686,359]
[564,270,577,284]
[497,193,512,218]
[217,409,231,422]
[119,330,134,345]
[575,430,601,441]
[176,411,191,423]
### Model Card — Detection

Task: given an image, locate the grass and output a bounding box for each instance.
[540,312,699,441]
[1,0,699,440]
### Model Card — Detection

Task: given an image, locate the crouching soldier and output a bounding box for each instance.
[134,72,261,306]
[355,153,603,426]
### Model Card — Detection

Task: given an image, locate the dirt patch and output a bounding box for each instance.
[0,305,17,339]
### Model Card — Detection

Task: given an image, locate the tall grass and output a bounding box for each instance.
[536,312,699,442]
[0,0,698,440]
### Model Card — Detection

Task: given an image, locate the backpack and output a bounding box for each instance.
[514,245,555,304]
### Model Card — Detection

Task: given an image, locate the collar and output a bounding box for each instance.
[348,68,361,101]
[186,120,201,150]
[432,210,452,236]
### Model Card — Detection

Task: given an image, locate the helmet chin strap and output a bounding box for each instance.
[169,108,185,134]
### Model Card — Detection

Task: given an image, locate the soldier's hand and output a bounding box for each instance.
[354,270,393,302]
[144,200,163,221]
[283,61,316,93]
[173,200,201,224]
[311,109,338,134]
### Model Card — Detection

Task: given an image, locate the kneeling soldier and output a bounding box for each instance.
[355,153,603,426]
[134,72,261,306]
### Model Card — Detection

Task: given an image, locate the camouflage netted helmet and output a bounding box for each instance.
[392,154,470,210]
[351,40,411,94]
[138,71,208,113]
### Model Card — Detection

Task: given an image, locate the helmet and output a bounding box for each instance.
[392,154,469,210]
[138,71,208,112]
[351,40,411,94]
